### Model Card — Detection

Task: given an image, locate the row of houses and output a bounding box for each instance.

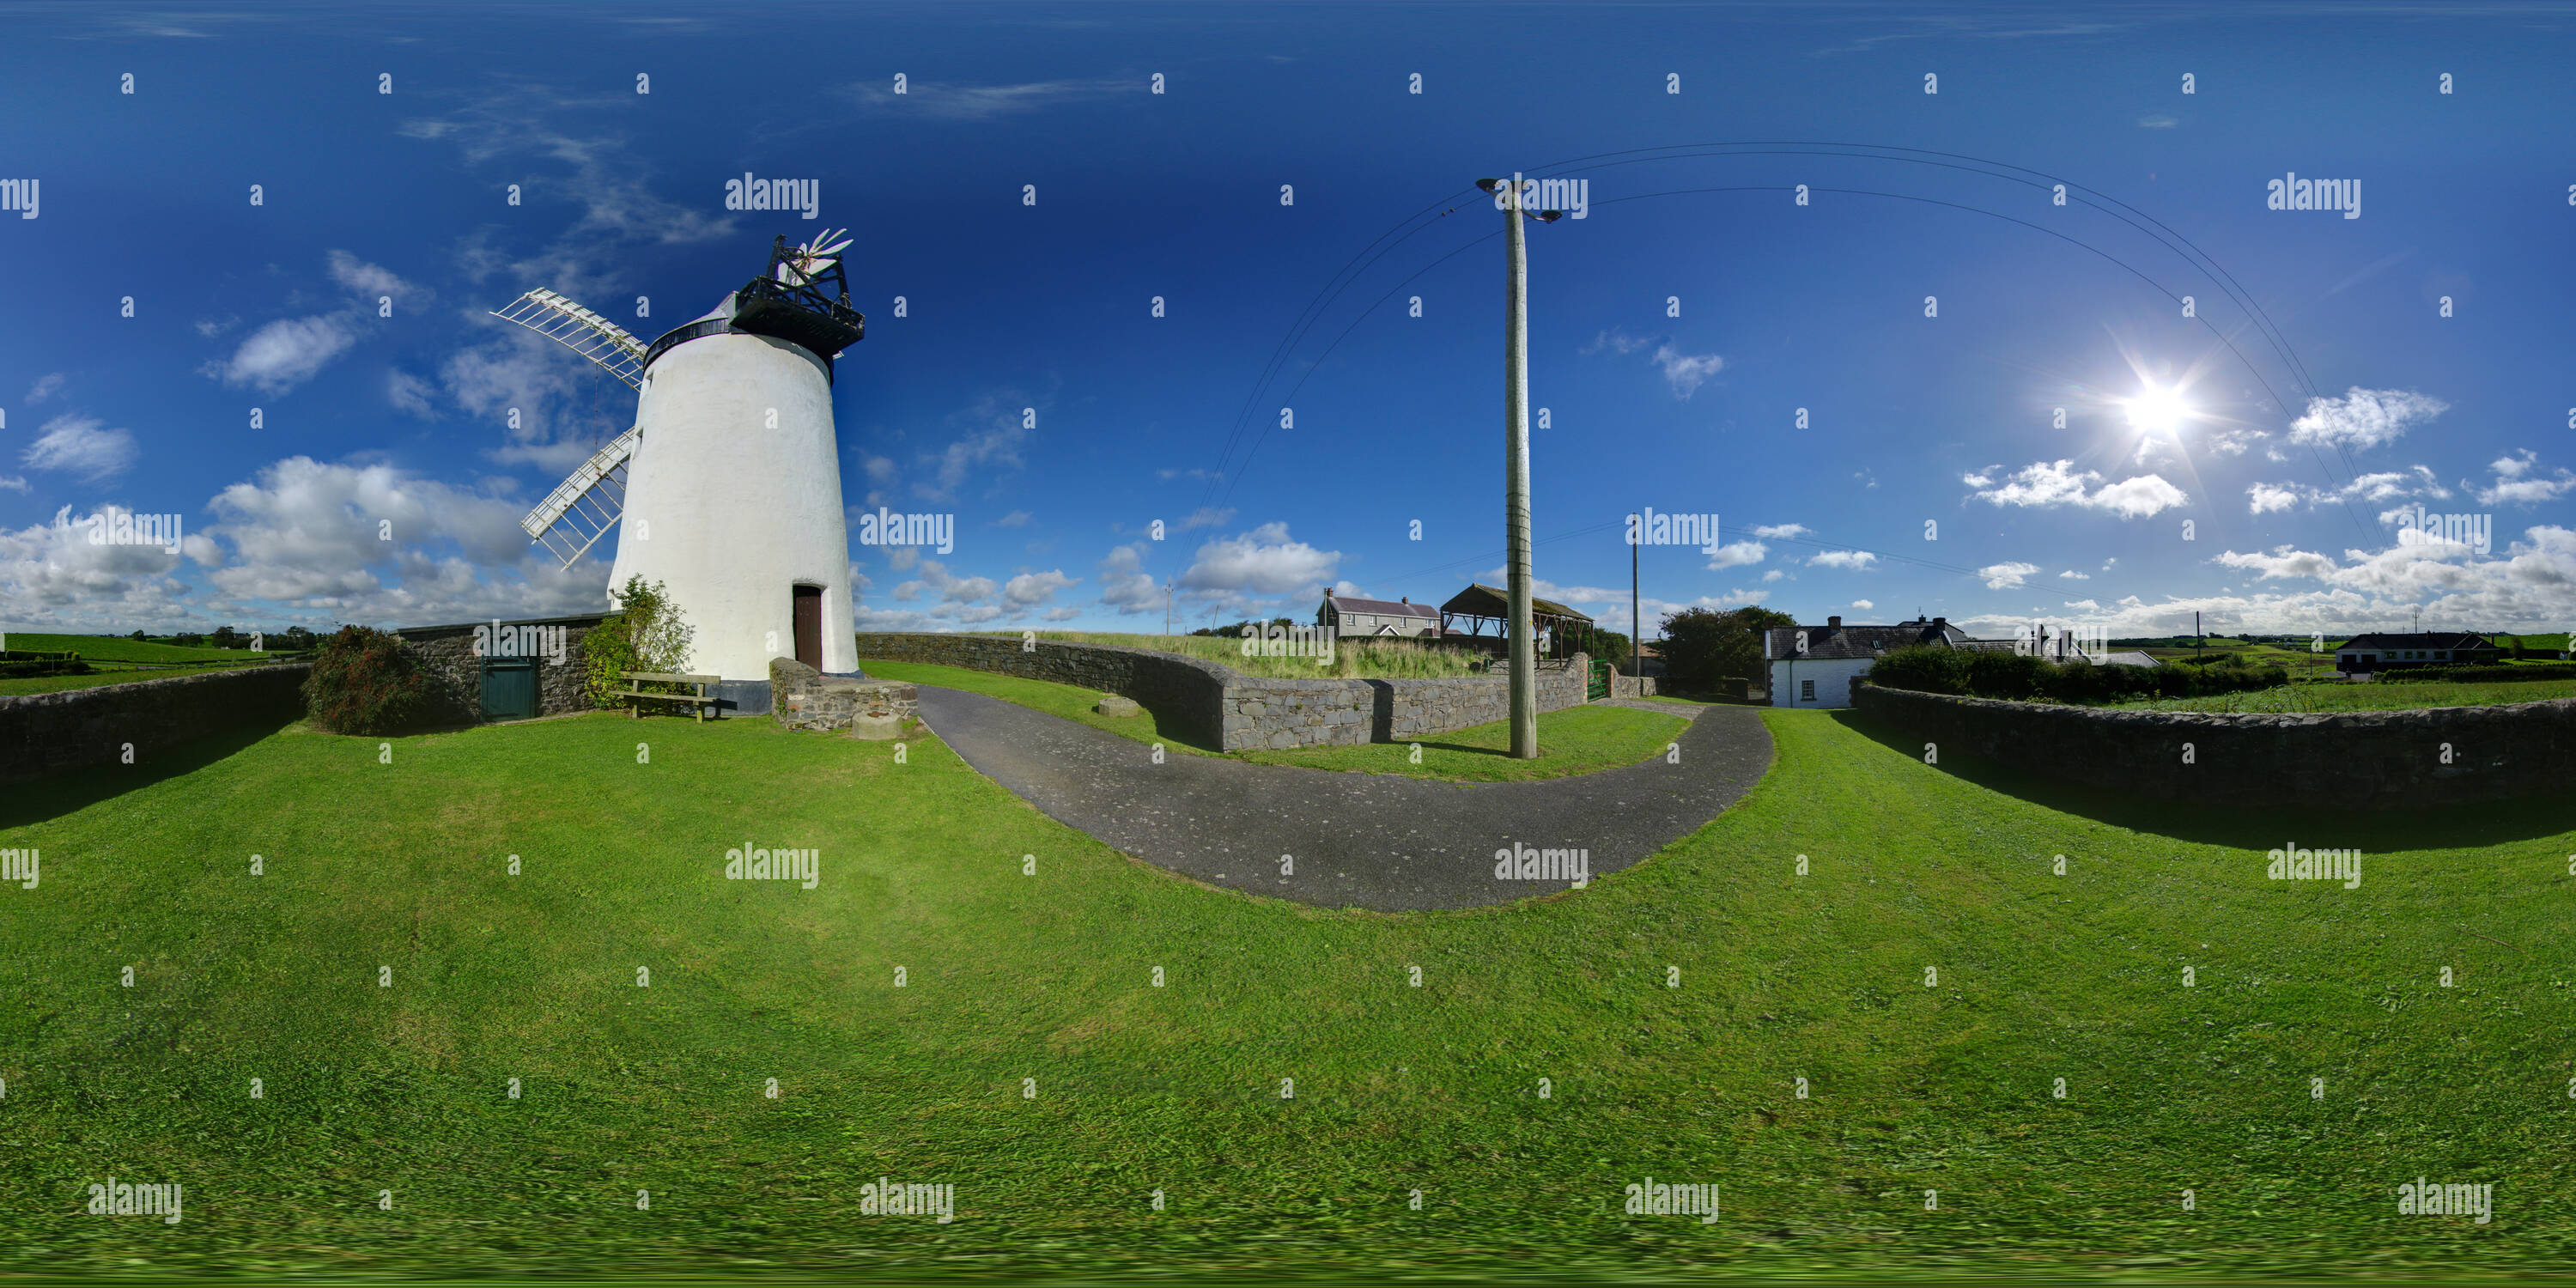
[1763,618,2529,709]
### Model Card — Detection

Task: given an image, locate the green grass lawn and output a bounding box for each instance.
[2109,678,2576,713]
[859,657,1683,782]
[3,708,2571,1277]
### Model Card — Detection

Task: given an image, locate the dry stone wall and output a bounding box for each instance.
[398,615,609,723]
[1852,683,2576,807]
[0,663,309,785]
[852,633,1589,750]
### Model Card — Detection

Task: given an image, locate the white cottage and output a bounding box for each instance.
[1764,616,1990,709]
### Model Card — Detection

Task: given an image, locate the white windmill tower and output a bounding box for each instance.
[497,232,866,709]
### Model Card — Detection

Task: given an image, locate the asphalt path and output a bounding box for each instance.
[912,686,1774,911]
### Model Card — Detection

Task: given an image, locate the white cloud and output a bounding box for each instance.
[1001,568,1077,609]
[1706,540,1766,569]
[21,415,139,482]
[2248,483,2300,514]
[995,510,1033,528]
[1750,522,1808,539]
[2063,598,2100,611]
[839,76,1138,122]
[2058,569,2089,580]
[26,373,64,404]
[326,251,416,301]
[2137,113,2178,128]
[2472,450,2576,507]
[1850,598,1874,611]
[388,369,436,417]
[1807,550,1878,570]
[1652,344,1725,398]
[1969,459,2188,519]
[207,313,361,394]
[1178,522,1339,595]
[1978,561,2040,590]
[1095,543,1160,614]
[1760,569,1784,582]
[2287,387,2447,452]
[1176,506,1235,531]
[2214,546,2349,581]
[0,476,26,493]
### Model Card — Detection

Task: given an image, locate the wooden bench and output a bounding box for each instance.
[617,671,720,721]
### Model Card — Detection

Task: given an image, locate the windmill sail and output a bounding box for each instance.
[491,289,648,390]
[520,425,639,568]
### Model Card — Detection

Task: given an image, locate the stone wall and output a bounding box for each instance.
[1851,683,2576,808]
[770,657,918,734]
[398,615,609,723]
[851,633,1589,751]
[0,663,310,785]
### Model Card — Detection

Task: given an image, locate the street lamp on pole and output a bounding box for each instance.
[1476,175,1562,760]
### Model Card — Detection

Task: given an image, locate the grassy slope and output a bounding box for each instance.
[2111,678,2576,714]
[859,657,1682,782]
[2,709,2571,1276]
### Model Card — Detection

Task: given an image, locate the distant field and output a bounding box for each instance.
[2109,678,2576,714]
[0,655,295,698]
[1,632,292,665]
[979,630,1488,679]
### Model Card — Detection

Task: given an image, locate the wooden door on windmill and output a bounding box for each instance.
[793,585,823,669]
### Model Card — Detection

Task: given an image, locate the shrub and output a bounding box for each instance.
[1662,606,1794,687]
[301,625,428,734]
[1868,645,1972,695]
[583,575,698,708]
[1965,649,2048,700]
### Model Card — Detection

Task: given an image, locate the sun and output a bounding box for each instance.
[2123,383,2190,437]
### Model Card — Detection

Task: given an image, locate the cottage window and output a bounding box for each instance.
[1800,679,1815,702]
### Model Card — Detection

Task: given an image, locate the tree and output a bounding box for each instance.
[211,625,241,648]
[582,576,697,708]
[130,629,148,641]
[1659,606,1795,687]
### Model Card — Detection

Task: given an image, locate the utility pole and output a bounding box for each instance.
[1478,175,1562,758]
[1163,580,1174,637]
[1630,519,1642,684]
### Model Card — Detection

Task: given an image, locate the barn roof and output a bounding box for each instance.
[1322,594,1437,617]
[1439,583,1594,623]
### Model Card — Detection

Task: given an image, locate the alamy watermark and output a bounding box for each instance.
[2268,842,2360,889]
[87,1177,182,1224]
[63,507,182,555]
[2393,504,2491,556]
[1625,507,1722,553]
[1624,1176,1718,1224]
[1490,172,1589,219]
[855,507,955,555]
[0,848,35,890]
[860,1176,954,1223]
[1240,620,1335,666]
[726,843,818,888]
[724,172,818,219]
[2266,172,2360,219]
[1495,841,1589,887]
[0,177,36,219]
[2397,1177,2493,1224]
[473,620,568,664]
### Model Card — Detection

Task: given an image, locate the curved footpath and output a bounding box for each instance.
[912,686,1774,912]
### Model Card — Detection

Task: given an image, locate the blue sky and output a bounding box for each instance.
[5,0,2574,642]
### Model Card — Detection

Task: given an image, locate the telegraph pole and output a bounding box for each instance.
[1478,175,1562,758]
[1631,523,1642,684]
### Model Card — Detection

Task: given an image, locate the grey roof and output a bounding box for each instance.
[1322,594,1437,618]
[2336,632,2494,651]
[1765,619,1977,661]
[2096,650,2160,667]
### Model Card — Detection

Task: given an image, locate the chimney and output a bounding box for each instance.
[1826,615,1841,629]
[1931,617,1947,630]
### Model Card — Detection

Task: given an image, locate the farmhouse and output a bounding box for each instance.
[1316,592,1440,640]
[1765,615,1991,709]
[2334,632,2500,674]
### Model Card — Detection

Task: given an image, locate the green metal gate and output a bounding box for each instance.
[480,657,538,721]
[1588,659,1612,700]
